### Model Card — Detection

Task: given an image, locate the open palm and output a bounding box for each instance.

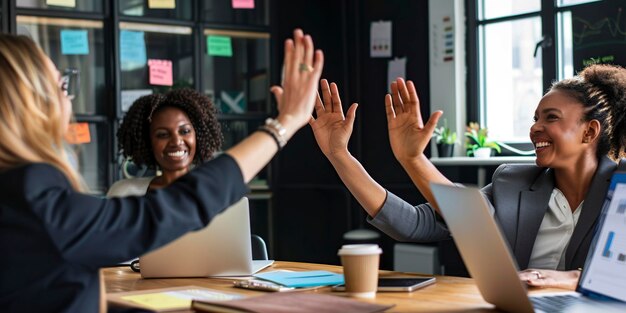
[310,79,358,158]
[386,78,442,163]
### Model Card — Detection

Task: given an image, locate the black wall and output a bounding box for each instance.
[271,0,432,269]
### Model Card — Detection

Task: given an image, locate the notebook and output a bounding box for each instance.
[254,270,344,288]
[191,292,393,313]
[139,197,274,278]
[430,173,626,313]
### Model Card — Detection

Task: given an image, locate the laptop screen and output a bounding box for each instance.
[578,172,626,301]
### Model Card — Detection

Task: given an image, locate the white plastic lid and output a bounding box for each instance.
[337,244,382,256]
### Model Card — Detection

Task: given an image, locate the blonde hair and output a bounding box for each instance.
[0,34,85,191]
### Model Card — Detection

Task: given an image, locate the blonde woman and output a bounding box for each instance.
[0,30,322,313]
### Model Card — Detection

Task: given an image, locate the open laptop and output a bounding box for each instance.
[430,173,626,313]
[139,197,274,278]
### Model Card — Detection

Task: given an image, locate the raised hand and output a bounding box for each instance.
[385,78,442,164]
[310,79,358,159]
[270,29,324,139]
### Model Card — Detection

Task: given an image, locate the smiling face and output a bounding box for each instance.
[149,106,196,176]
[530,90,595,169]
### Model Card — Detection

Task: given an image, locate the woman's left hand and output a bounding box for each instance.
[519,269,581,290]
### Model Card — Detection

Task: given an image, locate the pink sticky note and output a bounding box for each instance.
[148,59,173,86]
[232,0,254,9]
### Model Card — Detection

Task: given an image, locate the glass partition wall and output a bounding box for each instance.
[7,1,273,195]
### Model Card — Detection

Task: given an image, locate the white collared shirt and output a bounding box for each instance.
[528,188,583,270]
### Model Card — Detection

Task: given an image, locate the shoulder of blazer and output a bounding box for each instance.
[5,163,70,194]
[491,163,551,191]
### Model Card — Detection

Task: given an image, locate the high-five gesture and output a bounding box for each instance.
[227,29,323,182]
[385,78,443,164]
[310,79,358,159]
[270,29,324,139]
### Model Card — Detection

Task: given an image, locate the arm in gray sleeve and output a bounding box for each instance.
[367,190,451,242]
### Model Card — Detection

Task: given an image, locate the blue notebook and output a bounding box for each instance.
[254,270,344,288]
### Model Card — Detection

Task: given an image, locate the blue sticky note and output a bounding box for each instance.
[120,30,147,71]
[254,270,344,288]
[60,29,89,55]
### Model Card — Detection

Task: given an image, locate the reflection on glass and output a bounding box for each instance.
[221,119,267,181]
[203,29,270,114]
[119,0,192,20]
[479,0,540,20]
[69,123,108,193]
[202,0,269,26]
[557,12,575,80]
[17,16,106,115]
[119,22,194,112]
[16,0,103,12]
[557,0,601,7]
[480,17,542,142]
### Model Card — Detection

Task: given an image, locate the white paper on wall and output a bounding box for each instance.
[370,21,392,58]
[387,57,407,92]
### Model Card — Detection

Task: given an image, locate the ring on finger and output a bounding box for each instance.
[530,271,543,280]
[299,63,314,72]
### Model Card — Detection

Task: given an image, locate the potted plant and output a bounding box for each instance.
[433,119,457,158]
[465,122,501,158]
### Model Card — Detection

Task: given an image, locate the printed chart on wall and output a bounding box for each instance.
[580,172,626,301]
[571,1,626,73]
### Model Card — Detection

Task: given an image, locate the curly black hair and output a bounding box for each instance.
[550,64,626,160]
[117,88,223,169]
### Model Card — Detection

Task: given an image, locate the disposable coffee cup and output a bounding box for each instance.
[337,244,382,298]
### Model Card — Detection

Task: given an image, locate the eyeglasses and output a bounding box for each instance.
[60,68,80,100]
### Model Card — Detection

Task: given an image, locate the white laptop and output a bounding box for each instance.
[430,174,626,313]
[139,197,274,278]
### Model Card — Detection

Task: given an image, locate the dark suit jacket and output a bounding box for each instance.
[0,155,248,313]
[369,156,622,271]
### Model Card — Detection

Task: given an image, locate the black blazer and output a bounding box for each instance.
[0,155,248,313]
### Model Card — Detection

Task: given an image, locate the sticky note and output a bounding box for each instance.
[148,59,173,86]
[65,123,91,144]
[120,30,147,71]
[122,293,190,311]
[148,0,176,9]
[47,0,76,7]
[207,36,233,57]
[60,30,89,55]
[121,89,153,112]
[232,0,255,9]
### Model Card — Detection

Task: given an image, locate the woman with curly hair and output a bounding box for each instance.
[311,64,626,290]
[108,88,223,196]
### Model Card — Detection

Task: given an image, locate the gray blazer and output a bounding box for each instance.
[369,156,622,270]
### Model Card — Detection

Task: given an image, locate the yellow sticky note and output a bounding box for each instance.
[46,0,76,7]
[121,293,191,310]
[148,0,176,9]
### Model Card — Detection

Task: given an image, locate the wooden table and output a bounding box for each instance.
[104,261,557,312]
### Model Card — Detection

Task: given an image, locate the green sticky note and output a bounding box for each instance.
[207,36,233,57]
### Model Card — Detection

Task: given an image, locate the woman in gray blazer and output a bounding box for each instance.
[310,65,626,290]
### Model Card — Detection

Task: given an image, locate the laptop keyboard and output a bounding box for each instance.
[530,294,581,312]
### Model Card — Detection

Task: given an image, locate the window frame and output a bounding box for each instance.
[466,0,602,145]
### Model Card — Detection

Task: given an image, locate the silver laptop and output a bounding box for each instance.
[139,197,274,278]
[430,175,626,313]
